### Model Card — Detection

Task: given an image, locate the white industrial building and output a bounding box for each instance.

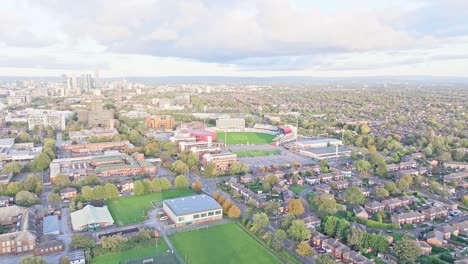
[163,195,222,227]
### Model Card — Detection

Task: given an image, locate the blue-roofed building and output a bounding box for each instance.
[163,194,222,227]
[43,215,60,235]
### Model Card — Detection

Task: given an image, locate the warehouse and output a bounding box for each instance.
[163,195,222,227]
[299,146,351,160]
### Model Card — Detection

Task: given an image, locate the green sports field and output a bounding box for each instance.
[217,132,276,145]
[234,150,281,157]
[106,189,194,225]
[170,223,281,264]
[93,240,174,264]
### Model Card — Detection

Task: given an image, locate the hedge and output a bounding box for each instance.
[355,218,399,229]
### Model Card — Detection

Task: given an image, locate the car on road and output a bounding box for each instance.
[386,230,393,233]
[159,216,168,221]
[158,211,165,215]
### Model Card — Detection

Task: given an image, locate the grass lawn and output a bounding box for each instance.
[170,223,281,264]
[106,189,194,225]
[289,186,307,195]
[217,131,276,145]
[93,240,172,264]
[234,149,281,157]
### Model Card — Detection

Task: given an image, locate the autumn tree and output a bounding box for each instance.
[287,199,305,216]
[192,180,203,193]
[227,205,241,218]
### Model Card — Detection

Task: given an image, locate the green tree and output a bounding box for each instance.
[462,196,468,207]
[48,193,61,204]
[134,180,145,195]
[151,178,162,192]
[287,199,305,216]
[104,183,120,199]
[296,241,313,256]
[336,219,351,242]
[23,174,41,193]
[101,234,128,252]
[94,185,105,199]
[15,191,40,206]
[324,216,339,236]
[262,174,279,190]
[81,186,94,201]
[280,214,296,230]
[60,256,70,264]
[174,175,189,189]
[172,160,189,175]
[129,130,143,145]
[263,201,280,216]
[384,182,400,195]
[375,187,389,198]
[82,174,100,186]
[394,235,422,264]
[316,254,335,264]
[251,213,269,234]
[53,173,71,188]
[203,163,216,177]
[313,194,338,217]
[287,220,311,241]
[70,234,96,249]
[355,160,372,176]
[1,161,22,175]
[344,186,365,205]
[20,256,47,264]
[30,152,51,171]
[6,181,23,196]
[347,227,364,249]
[160,177,172,191]
[229,161,249,175]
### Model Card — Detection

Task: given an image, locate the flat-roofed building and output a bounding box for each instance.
[293,138,342,149]
[299,146,351,160]
[163,194,222,227]
[202,153,237,175]
[216,118,245,129]
[145,115,175,131]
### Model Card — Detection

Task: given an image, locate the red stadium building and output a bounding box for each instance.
[189,129,217,141]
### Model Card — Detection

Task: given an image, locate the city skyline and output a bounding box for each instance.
[1,0,468,77]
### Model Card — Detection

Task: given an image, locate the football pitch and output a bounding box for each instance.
[170,223,281,264]
[106,189,194,225]
[234,150,281,157]
[217,132,276,145]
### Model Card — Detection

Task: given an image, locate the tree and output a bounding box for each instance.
[81,186,94,201]
[347,227,364,249]
[262,174,279,190]
[160,177,172,191]
[20,256,47,264]
[48,193,61,204]
[101,234,128,252]
[263,201,280,216]
[280,214,296,230]
[142,179,152,194]
[82,174,100,186]
[376,163,388,177]
[174,175,189,189]
[229,161,249,175]
[296,241,313,256]
[384,181,400,195]
[227,205,241,218]
[53,173,71,187]
[136,229,154,241]
[15,191,40,207]
[192,179,203,193]
[324,216,339,236]
[313,194,338,216]
[104,183,120,199]
[60,256,70,264]
[129,130,143,145]
[6,181,23,196]
[30,152,51,171]
[393,235,422,264]
[1,161,22,175]
[375,187,390,198]
[344,186,365,205]
[287,220,311,241]
[151,178,162,192]
[172,160,189,175]
[24,174,41,193]
[212,191,221,201]
[221,199,233,212]
[251,213,269,233]
[287,199,305,216]
[203,163,216,177]
[134,180,145,195]
[316,254,335,264]
[70,234,95,249]
[462,196,468,207]
[336,219,351,242]
[94,185,105,199]
[355,160,372,176]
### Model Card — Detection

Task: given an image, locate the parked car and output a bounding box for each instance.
[159,216,168,221]
[158,211,165,215]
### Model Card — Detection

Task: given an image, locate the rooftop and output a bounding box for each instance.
[302,146,350,155]
[43,215,59,234]
[163,194,222,216]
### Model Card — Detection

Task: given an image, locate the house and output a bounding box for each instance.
[301,214,321,228]
[34,237,64,256]
[359,188,370,197]
[331,172,345,181]
[418,241,432,255]
[120,181,134,192]
[0,230,36,256]
[453,220,468,233]
[60,187,77,200]
[70,205,114,232]
[310,230,326,246]
[0,205,27,227]
[391,212,425,225]
[319,173,333,182]
[43,215,60,235]
[163,195,222,227]
[443,161,468,170]
[421,206,448,220]
[343,250,373,264]
[349,178,363,187]
[315,184,331,194]
[435,225,459,239]
[368,177,386,187]
[0,196,11,207]
[365,201,384,214]
[240,175,254,184]
[383,198,403,211]
[334,180,349,190]
[304,177,319,185]
[399,196,414,206]
[353,206,369,220]
[68,249,86,264]
[426,231,444,247]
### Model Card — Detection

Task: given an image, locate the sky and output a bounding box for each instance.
[1,0,468,77]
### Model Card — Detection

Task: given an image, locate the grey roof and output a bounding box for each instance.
[68,249,86,261]
[164,194,222,216]
[303,146,350,155]
[43,215,59,234]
